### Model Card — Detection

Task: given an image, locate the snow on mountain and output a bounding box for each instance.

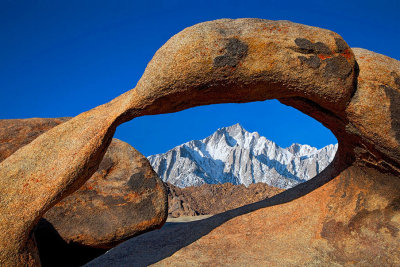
[148,123,337,189]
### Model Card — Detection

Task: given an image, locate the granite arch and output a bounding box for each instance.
[0,19,399,266]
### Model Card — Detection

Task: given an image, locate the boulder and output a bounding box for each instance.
[0,19,398,266]
[41,138,167,249]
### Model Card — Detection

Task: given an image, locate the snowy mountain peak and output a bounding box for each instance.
[148,124,338,189]
[208,123,245,145]
[224,123,245,136]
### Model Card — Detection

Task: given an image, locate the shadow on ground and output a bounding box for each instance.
[84,162,341,267]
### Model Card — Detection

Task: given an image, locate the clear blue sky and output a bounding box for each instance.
[1,0,399,156]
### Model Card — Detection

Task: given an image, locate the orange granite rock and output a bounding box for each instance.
[0,118,167,265]
[0,117,70,163]
[0,19,398,266]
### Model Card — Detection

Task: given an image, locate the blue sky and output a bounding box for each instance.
[1,0,399,156]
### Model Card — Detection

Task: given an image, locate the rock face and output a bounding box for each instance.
[166,182,283,217]
[0,19,399,266]
[0,118,167,266]
[149,123,337,189]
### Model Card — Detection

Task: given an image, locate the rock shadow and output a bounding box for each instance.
[34,219,107,267]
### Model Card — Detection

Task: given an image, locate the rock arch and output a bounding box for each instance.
[0,19,399,266]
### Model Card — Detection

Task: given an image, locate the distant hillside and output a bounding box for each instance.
[166,182,284,218]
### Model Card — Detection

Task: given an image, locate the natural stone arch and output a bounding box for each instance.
[0,19,399,266]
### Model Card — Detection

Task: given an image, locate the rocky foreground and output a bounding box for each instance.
[0,116,284,265]
[0,118,167,266]
[0,19,399,266]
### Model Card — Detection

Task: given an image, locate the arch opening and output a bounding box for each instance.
[116,99,339,217]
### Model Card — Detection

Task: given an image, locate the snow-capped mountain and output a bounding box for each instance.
[148,123,337,189]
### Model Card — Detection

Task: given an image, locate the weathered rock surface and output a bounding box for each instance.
[167,182,283,217]
[0,18,399,266]
[346,48,400,172]
[0,117,70,163]
[0,118,167,266]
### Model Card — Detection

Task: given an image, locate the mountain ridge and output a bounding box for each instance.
[148,124,337,189]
